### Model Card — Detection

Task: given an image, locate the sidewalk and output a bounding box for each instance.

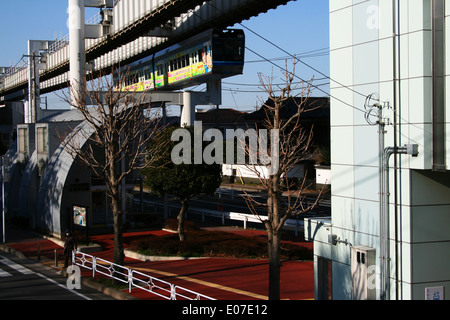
[1,223,314,300]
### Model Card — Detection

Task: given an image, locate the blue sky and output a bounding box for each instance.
[0,0,329,112]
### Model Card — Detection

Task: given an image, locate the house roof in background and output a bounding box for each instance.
[196,108,247,124]
[245,97,330,121]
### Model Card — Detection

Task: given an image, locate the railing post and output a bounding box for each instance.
[92,256,96,278]
[129,270,132,293]
[171,284,177,300]
[54,249,58,267]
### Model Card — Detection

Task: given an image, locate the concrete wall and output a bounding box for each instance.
[313,0,450,300]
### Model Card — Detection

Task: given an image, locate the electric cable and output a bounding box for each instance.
[205,0,368,100]
[245,47,329,64]
[222,81,330,93]
[198,1,375,118]
[223,76,329,88]
[244,45,369,115]
[203,3,427,166]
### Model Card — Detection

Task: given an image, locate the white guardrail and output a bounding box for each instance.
[72,251,215,300]
[133,197,306,235]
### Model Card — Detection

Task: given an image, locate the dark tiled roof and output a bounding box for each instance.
[245,97,330,121]
[196,108,247,124]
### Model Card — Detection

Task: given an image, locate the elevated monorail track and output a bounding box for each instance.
[0,0,291,101]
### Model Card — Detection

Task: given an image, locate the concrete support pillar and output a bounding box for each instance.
[68,0,86,108]
[181,91,195,127]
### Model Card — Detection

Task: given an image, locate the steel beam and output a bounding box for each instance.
[84,0,115,8]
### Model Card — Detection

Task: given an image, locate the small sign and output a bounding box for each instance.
[425,286,444,300]
[73,205,87,227]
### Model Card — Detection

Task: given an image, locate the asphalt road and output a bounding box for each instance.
[0,252,114,300]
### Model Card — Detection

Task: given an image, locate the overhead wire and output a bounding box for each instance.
[223,76,329,87]
[228,2,430,143]
[245,47,329,64]
[199,1,374,118]
[237,22,367,100]
[243,45,369,115]
[198,2,427,155]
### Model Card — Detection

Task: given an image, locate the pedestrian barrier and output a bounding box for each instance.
[72,251,215,300]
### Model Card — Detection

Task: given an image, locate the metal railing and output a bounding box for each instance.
[3,10,103,80]
[131,196,308,235]
[48,34,70,54]
[73,251,215,300]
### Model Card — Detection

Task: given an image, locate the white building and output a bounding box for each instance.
[306,0,449,300]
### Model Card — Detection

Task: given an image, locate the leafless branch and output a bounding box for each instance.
[241,60,325,233]
[57,66,168,195]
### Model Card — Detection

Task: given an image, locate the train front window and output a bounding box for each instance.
[213,39,244,62]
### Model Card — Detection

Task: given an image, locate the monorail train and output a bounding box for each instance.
[115,29,245,92]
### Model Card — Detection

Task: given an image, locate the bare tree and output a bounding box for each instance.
[59,67,165,266]
[243,61,325,300]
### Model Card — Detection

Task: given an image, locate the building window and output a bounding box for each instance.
[37,127,48,154]
[18,128,28,153]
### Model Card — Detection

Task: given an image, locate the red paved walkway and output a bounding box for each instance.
[6,228,314,300]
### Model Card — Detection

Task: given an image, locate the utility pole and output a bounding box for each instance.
[24,51,41,124]
[365,94,418,300]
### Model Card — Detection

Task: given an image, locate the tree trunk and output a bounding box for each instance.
[111,194,124,266]
[268,229,281,300]
[177,199,188,241]
[267,173,282,300]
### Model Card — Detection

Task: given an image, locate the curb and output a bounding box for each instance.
[0,244,27,259]
[42,235,103,254]
[124,248,207,262]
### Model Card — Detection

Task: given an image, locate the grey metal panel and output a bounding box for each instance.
[36,120,94,235]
